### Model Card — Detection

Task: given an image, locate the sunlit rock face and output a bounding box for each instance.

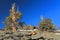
[0,26,60,40]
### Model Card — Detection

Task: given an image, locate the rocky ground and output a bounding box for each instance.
[0,30,60,40]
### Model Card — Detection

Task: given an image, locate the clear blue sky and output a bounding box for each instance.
[0,0,60,29]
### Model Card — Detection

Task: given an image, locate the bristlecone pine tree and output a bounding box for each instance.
[38,18,56,32]
[4,3,22,32]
